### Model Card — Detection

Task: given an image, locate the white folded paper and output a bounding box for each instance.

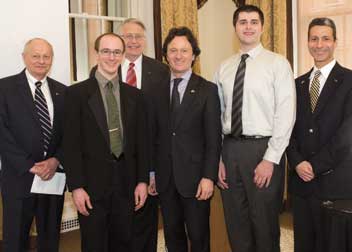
[30,172,66,195]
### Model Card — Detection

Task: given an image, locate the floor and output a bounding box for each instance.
[54,211,294,252]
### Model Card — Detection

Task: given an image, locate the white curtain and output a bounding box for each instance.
[130,0,156,58]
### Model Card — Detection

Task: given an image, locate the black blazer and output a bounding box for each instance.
[63,77,148,200]
[287,63,352,199]
[0,70,66,197]
[151,73,222,197]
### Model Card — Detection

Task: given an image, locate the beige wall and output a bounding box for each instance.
[198,0,239,81]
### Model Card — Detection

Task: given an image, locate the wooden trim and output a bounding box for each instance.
[153,0,163,61]
[286,0,293,68]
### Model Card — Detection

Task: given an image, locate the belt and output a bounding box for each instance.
[225,134,271,140]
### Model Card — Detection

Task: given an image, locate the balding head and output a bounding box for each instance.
[22,38,54,80]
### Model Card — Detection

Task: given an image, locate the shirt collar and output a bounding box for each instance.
[311,59,336,79]
[122,54,143,69]
[25,69,48,85]
[239,43,263,60]
[95,70,119,90]
[171,69,192,82]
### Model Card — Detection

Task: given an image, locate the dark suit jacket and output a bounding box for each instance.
[287,62,352,200]
[0,70,66,197]
[151,72,222,197]
[63,77,148,200]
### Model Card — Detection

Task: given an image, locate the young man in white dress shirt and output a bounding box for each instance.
[214,5,296,252]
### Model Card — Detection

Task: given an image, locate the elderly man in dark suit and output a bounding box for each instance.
[0,38,66,252]
[64,32,148,252]
[287,17,352,252]
[151,27,222,252]
[118,18,169,252]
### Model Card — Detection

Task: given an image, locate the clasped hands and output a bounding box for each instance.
[295,161,315,182]
[29,157,59,181]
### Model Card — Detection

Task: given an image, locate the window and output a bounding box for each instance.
[69,0,130,82]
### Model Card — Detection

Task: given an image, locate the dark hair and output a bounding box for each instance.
[162,26,201,66]
[308,17,336,41]
[233,4,264,27]
[94,32,126,52]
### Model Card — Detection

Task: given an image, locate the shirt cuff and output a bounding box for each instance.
[263,148,281,165]
[149,171,155,179]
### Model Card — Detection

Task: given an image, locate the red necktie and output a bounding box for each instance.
[126,62,137,87]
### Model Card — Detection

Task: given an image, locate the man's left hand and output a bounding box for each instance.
[254,160,274,188]
[196,178,214,200]
[30,157,59,180]
[134,182,148,211]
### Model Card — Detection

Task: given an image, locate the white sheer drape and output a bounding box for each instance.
[130,0,156,58]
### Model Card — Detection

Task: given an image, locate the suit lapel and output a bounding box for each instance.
[87,79,110,146]
[119,82,135,147]
[17,71,41,127]
[298,71,312,116]
[141,56,153,91]
[174,74,199,129]
[47,78,61,127]
[314,63,343,117]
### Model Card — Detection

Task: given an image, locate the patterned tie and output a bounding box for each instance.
[171,78,183,112]
[106,82,123,157]
[231,53,249,137]
[34,81,52,152]
[126,62,137,87]
[310,70,321,113]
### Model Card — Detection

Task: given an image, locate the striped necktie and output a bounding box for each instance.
[231,53,249,137]
[34,81,52,152]
[310,70,321,112]
[126,62,137,87]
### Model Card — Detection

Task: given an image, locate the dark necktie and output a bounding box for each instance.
[309,70,321,113]
[126,62,137,87]
[171,78,183,112]
[106,81,123,157]
[231,53,249,137]
[34,81,52,152]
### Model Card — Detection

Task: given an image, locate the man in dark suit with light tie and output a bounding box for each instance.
[287,17,352,252]
[64,33,148,252]
[119,18,169,252]
[151,26,222,252]
[0,38,66,252]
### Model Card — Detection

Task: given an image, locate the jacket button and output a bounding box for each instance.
[309,129,314,133]
[172,132,176,136]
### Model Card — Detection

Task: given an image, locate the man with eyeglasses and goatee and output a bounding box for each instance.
[64,32,148,252]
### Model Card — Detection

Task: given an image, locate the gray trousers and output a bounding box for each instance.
[221,137,285,252]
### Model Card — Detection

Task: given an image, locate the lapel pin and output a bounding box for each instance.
[190,90,196,93]
[56,92,60,96]
[300,80,305,84]
[333,79,338,83]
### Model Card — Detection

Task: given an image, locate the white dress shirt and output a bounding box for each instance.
[170,69,192,102]
[309,59,336,94]
[214,44,296,164]
[121,55,143,89]
[25,69,54,126]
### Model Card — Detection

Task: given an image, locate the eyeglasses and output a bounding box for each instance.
[122,33,145,41]
[99,49,123,57]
